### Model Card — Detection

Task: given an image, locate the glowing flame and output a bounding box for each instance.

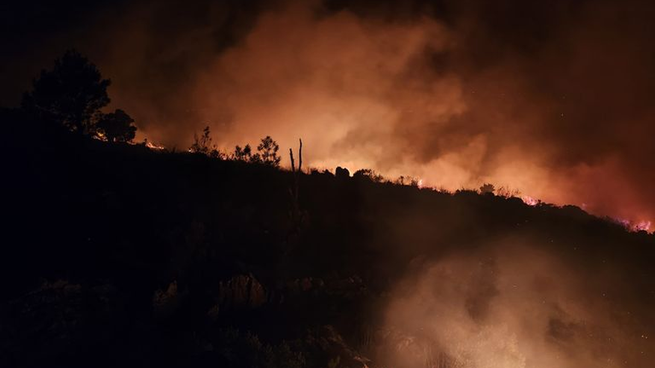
[522,196,539,206]
[633,220,651,231]
[613,218,652,232]
[145,141,165,150]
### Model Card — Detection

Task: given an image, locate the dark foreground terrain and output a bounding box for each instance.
[1,109,654,367]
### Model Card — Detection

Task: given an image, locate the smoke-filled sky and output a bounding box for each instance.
[2,0,655,225]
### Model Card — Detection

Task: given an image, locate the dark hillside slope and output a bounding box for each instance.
[1,109,654,367]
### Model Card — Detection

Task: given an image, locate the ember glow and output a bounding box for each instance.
[522,196,539,207]
[144,141,166,150]
[613,218,652,233]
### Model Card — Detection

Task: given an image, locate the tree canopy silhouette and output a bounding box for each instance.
[96,109,136,143]
[21,50,111,134]
[480,183,496,196]
[231,136,280,166]
[233,144,253,161]
[257,136,281,167]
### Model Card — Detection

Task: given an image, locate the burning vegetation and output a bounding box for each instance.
[2,92,655,366]
[1,10,655,366]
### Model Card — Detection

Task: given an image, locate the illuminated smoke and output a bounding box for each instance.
[102,0,655,225]
[4,0,655,224]
[378,244,654,368]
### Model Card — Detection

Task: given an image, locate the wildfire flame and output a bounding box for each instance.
[613,218,651,232]
[144,141,165,150]
[521,196,539,206]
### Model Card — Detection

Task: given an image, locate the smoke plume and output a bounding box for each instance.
[3,0,655,224]
[379,242,654,367]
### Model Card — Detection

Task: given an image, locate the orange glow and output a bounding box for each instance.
[144,141,165,150]
[101,0,655,229]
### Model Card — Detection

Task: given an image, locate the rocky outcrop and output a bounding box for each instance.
[212,274,267,314]
[335,166,350,179]
[152,280,181,318]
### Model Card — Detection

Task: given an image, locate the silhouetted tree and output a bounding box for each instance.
[22,50,111,134]
[95,109,137,143]
[250,151,263,164]
[257,136,281,167]
[233,144,253,161]
[289,139,304,229]
[208,148,223,159]
[480,183,495,195]
[190,126,214,154]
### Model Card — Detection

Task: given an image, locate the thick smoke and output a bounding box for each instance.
[100,0,655,226]
[3,0,655,223]
[378,243,654,368]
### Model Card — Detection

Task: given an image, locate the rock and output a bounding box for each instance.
[152,280,179,318]
[335,166,350,179]
[216,274,267,311]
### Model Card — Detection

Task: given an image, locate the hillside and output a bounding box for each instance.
[1,109,654,367]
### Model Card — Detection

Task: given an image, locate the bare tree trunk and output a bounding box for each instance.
[288,139,303,232]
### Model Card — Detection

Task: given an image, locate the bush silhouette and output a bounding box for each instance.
[96,109,137,143]
[190,126,222,158]
[190,126,212,154]
[233,144,254,161]
[257,136,281,167]
[353,169,384,183]
[232,136,281,166]
[479,183,496,195]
